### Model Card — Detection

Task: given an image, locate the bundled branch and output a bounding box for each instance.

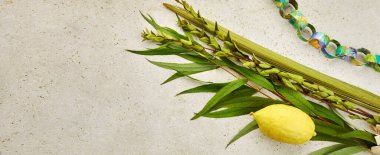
[127,0,380,154]
[164,1,380,113]
[165,0,380,125]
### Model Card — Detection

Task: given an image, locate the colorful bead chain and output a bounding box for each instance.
[273,0,380,72]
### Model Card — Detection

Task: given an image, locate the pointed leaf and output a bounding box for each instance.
[310,101,345,127]
[235,66,275,91]
[161,71,200,84]
[216,96,284,109]
[313,118,350,135]
[177,83,228,95]
[127,42,213,65]
[315,124,338,136]
[327,146,367,155]
[311,133,357,145]
[338,130,376,144]
[210,88,259,111]
[219,87,257,102]
[308,144,348,155]
[313,119,365,145]
[276,85,315,115]
[215,58,275,91]
[226,120,258,148]
[204,108,259,118]
[127,43,189,55]
[140,12,187,40]
[177,53,210,64]
[147,60,217,72]
[191,79,248,120]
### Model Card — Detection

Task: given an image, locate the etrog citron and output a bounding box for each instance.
[253,104,315,144]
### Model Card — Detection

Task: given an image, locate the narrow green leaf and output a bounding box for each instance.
[161,71,198,84]
[313,118,350,133]
[177,53,210,64]
[235,66,275,91]
[177,83,228,95]
[308,144,348,155]
[161,70,213,85]
[216,96,284,109]
[315,124,338,136]
[162,73,181,84]
[127,43,189,55]
[226,120,258,148]
[210,88,259,111]
[216,58,275,91]
[311,133,357,145]
[147,60,218,72]
[140,12,187,40]
[338,130,376,144]
[312,119,373,146]
[191,79,248,120]
[310,101,345,127]
[327,146,367,155]
[276,85,315,115]
[219,87,257,102]
[204,107,259,118]
[128,41,212,65]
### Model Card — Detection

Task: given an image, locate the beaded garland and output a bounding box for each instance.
[273,0,380,72]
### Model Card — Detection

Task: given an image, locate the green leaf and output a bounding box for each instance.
[216,58,275,91]
[161,70,213,85]
[327,146,367,155]
[177,53,210,64]
[162,73,182,84]
[313,118,350,134]
[226,120,258,148]
[315,125,339,136]
[127,41,211,65]
[338,130,376,144]
[127,43,189,55]
[275,85,315,115]
[216,96,284,109]
[219,87,257,102]
[161,71,199,84]
[311,133,357,145]
[177,83,228,95]
[147,60,218,72]
[191,79,248,120]
[211,88,259,111]
[308,144,348,155]
[310,101,345,127]
[235,67,275,91]
[204,108,259,118]
[140,12,187,40]
[312,119,374,146]
[374,115,380,123]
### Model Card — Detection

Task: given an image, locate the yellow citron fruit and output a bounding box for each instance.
[253,104,315,144]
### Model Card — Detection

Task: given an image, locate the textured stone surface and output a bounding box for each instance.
[0,0,379,154]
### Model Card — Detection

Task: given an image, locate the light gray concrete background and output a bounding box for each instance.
[0,0,379,154]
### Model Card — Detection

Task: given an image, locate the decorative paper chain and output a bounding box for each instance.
[273,0,380,72]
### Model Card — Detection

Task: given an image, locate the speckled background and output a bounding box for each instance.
[0,0,379,154]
